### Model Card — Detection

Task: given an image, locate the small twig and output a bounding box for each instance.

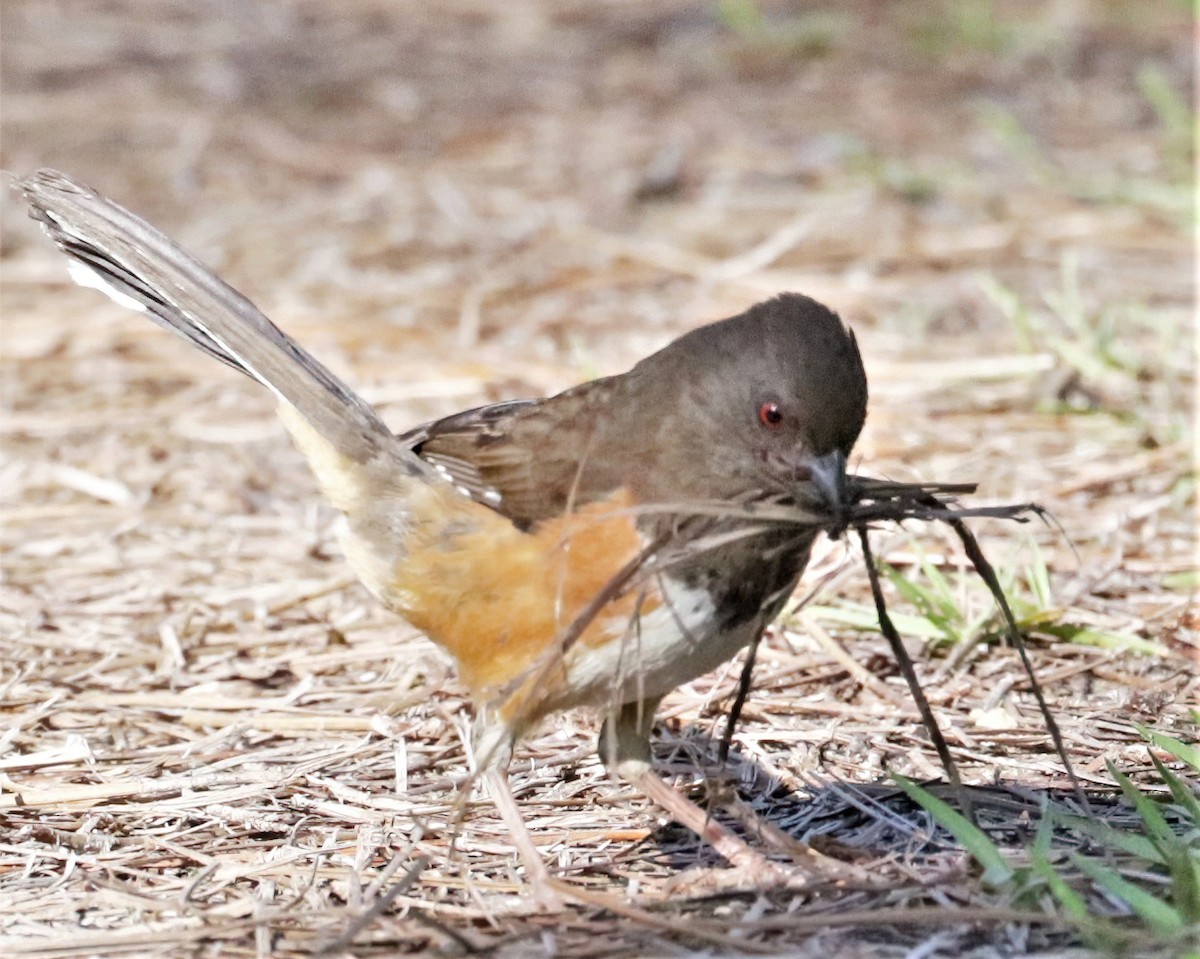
[796,610,906,704]
[857,526,971,823]
[718,628,762,767]
[940,513,1091,814]
[318,855,431,956]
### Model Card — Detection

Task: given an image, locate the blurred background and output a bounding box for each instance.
[2,0,1192,592]
[4,2,1191,407]
[0,1,1194,953]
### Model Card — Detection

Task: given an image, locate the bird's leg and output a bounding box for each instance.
[599,703,878,891]
[473,722,566,910]
[599,698,787,882]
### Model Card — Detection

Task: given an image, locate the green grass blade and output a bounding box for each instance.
[1108,761,1176,847]
[893,774,1015,886]
[1072,854,1185,937]
[1137,724,1200,773]
[1108,760,1200,922]
[1029,844,1089,923]
[1048,810,1166,865]
[918,553,959,616]
[1149,754,1200,824]
[1039,624,1166,656]
[808,603,947,640]
[1024,541,1053,610]
[883,564,951,625]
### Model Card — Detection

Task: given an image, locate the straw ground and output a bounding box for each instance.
[1,2,1194,956]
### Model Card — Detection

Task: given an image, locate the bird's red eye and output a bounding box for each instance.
[758,401,783,429]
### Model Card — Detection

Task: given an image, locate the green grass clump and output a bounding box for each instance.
[898,728,1200,955]
[810,539,1162,656]
[980,253,1192,446]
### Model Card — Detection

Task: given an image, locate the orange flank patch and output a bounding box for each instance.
[394,486,661,717]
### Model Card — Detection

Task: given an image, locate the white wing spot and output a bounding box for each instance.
[66,260,148,314]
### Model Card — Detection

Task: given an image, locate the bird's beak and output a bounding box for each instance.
[807,449,847,513]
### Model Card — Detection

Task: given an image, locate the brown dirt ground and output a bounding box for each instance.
[0,2,1195,957]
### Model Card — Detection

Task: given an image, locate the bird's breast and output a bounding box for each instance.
[370,482,809,733]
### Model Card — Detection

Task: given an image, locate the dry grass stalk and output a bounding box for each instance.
[2,2,1193,956]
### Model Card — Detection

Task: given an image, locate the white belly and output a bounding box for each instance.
[558,577,756,711]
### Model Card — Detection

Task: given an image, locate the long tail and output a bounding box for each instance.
[18,170,437,510]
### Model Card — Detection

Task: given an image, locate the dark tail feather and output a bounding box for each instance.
[19,169,390,469]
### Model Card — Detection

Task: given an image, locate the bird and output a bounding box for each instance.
[18,169,869,899]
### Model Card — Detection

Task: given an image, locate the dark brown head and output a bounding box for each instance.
[616,293,868,512]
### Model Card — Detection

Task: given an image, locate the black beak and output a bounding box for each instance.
[808,449,847,513]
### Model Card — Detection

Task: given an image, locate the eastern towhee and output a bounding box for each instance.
[19,170,869,897]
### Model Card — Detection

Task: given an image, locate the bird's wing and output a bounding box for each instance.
[399,385,624,530]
